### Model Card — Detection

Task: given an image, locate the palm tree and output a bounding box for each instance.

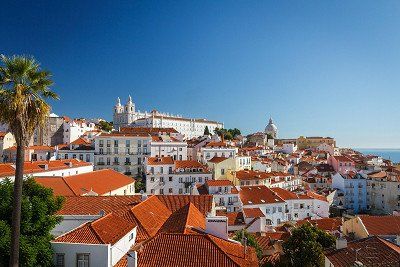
[0,55,59,266]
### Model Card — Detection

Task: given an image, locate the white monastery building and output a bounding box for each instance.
[113,96,223,139]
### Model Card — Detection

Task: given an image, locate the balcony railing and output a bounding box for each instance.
[97,162,105,165]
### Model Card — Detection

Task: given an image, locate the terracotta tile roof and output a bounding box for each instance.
[131,196,172,238]
[129,233,258,267]
[146,156,174,165]
[270,188,299,200]
[34,177,76,196]
[55,212,135,245]
[324,236,400,266]
[156,195,213,216]
[235,170,272,181]
[205,141,232,148]
[216,211,245,226]
[57,195,142,215]
[239,186,285,205]
[0,164,16,178]
[306,191,328,202]
[159,203,205,234]
[359,215,400,236]
[0,159,92,178]
[208,156,229,163]
[70,137,91,145]
[296,218,342,232]
[206,179,235,187]
[243,208,265,218]
[35,169,135,196]
[174,160,204,169]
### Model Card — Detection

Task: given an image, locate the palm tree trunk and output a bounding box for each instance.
[9,144,24,267]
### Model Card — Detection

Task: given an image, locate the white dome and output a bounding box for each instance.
[265,117,278,137]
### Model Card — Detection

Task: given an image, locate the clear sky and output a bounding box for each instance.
[2,1,400,148]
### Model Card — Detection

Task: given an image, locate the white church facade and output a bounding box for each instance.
[113,96,223,139]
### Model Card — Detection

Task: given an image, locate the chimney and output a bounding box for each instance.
[336,237,347,250]
[205,216,228,240]
[141,193,148,201]
[127,251,137,267]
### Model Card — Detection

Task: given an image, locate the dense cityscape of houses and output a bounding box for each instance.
[0,96,399,266]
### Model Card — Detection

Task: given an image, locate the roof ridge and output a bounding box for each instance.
[205,234,246,266]
[62,176,79,196]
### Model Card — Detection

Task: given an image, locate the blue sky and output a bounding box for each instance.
[2,1,400,148]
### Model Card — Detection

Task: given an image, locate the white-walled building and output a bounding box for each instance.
[57,137,95,163]
[196,180,242,212]
[200,141,238,163]
[145,157,212,195]
[62,118,97,144]
[0,132,15,162]
[112,96,223,139]
[239,186,329,226]
[35,169,135,196]
[150,135,187,160]
[94,133,152,176]
[0,159,93,181]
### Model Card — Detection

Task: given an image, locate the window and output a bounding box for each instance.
[179,188,183,194]
[129,232,134,241]
[56,253,65,267]
[160,177,164,182]
[79,154,83,160]
[86,154,90,162]
[77,253,89,267]
[221,169,225,175]
[151,189,155,194]
[160,167,164,174]
[169,188,173,193]
[160,189,164,195]
[126,140,130,147]
[169,176,173,182]
[114,140,118,147]
[150,177,154,182]
[64,154,68,159]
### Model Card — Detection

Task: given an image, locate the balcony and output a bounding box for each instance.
[113,162,119,165]
[97,162,105,166]
[125,162,131,165]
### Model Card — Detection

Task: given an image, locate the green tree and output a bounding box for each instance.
[0,55,59,266]
[203,125,210,136]
[282,223,335,267]
[0,177,64,266]
[98,120,113,132]
[213,127,241,140]
[233,230,262,259]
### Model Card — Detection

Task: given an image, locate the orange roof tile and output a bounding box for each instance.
[324,236,400,266]
[239,186,285,205]
[57,195,142,215]
[359,215,400,236]
[296,218,342,232]
[129,233,258,267]
[156,195,213,216]
[35,169,135,196]
[208,156,229,163]
[174,160,205,169]
[206,180,235,187]
[242,208,265,218]
[54,212,135,245]
[147,156,174,165]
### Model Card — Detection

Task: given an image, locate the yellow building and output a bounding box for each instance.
[207,155,251,181]
[296,136,336,150]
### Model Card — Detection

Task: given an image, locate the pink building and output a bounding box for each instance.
[329,155,355,174]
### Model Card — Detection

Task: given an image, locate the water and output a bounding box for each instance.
[355,148,400,164]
